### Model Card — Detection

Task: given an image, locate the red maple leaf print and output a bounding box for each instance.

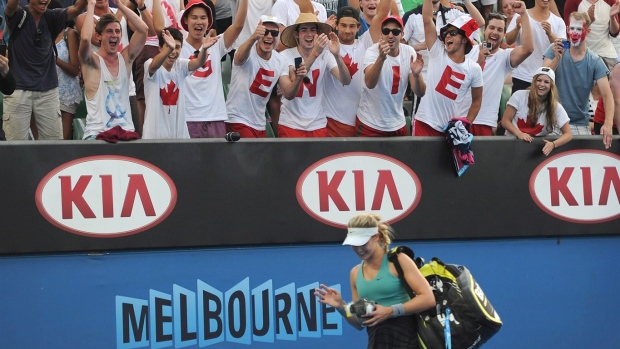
[342,53,358,77]
[516,117,544,136]
[160,80,179,113]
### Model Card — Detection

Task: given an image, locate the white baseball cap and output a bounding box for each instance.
[342,227,379,246]
[259,15,282,27]
[534,66,555,83]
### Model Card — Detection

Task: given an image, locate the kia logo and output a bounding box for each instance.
[530,150,620,223]
[35,156,177,237]
[296,152,422,228]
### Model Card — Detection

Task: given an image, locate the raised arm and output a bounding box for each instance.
[67,0,88,21]
[505,14,521,45]
[5,0,20,18]
[365,41,389,89]
[79,0,98,70]
[509,2,534,67]
[422,0,437,49]
[148,30,175,76]
[327,32,351,85]
[463,0,485,29]
[278,62,307,100]
[223,0,248,48]
[188,35,219,71]
[409,54,425,97]
[116,0,148,62]
[543,39,562,71]
[137,0,158,37]
[234,20,263,66]
[610,2,620,37]
[369,0,394,43]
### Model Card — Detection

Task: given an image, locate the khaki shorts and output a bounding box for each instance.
[3,88,62,140]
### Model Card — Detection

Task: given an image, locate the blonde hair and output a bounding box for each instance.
[527,74,559,133]
[569,12,591,28]
[347,213,394,251]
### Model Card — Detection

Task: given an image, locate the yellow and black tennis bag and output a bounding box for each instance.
[388,246,503,349]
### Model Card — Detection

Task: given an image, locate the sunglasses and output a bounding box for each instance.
[489,12,507,19]
[381,28,402,36]
[265,29,279,37]
[34,28,42,47]
[441,29,461,39]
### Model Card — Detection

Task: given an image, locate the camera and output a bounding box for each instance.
[562,39,570,49]
[482,42,492,50]
[345,297,376,326]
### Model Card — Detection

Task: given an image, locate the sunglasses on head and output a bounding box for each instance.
[381,28,402,36]
[265,29,279,37]
[489,12,507,19]
[441,29,461,39]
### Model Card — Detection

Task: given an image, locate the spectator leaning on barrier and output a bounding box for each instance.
[592,61,620,135]
[142,28,217,139]
[357,15,425,136]
[505,0,565,93]
[322,3,385,137]
[79,0,147,139]
[3,0,86,140]
[225,15,308,138]
[276,13,351,137]
[543,11,614,148]
[459,3,534,136]
[501,66,572,156]
[314,213,435,348]
[414,5,483,136]
[180,0,247,139]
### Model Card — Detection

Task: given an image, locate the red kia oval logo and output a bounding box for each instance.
[35,156,177,237]
[296,152,422,228]
[530,150,620,223]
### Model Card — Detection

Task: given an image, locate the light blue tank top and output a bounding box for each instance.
[356,253,410,306]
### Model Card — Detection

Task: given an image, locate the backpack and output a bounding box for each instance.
[388,246,503,349]
[8,8,61,57]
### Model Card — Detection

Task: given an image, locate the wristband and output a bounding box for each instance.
[138,4,147,11]
[392,303,405,317]
[552,141,556,149]
[311,50,319,58]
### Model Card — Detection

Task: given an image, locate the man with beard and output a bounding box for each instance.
[356,15,425,136]
[543,11,614,148]
[79,0,148,139]
[277,13,351,137]
[3,0,86,140]
[322,3,387,137]
[413,0,483,136]
[459,2,534,136]
[180,0,248,138]
[225,15,309,137]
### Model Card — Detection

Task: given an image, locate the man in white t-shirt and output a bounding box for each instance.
[506,0,566,93]
[414,3,483,136]
[357,15,425,136]
[226,15,309,137]
[460,2,534,136]
[277,13,352,137]
[230,0,273,50]
[322,3,387,136]
[143,28,217,139]
[578,0,620,70]
[180,0,247,138]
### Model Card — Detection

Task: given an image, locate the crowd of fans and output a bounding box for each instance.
[0,0,618,151]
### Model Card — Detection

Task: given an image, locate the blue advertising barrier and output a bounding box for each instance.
[1,236,619,349]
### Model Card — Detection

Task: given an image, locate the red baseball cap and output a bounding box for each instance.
[182,0,213,32]
[381,15,404,29]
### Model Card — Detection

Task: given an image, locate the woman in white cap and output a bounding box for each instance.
[314,213,434,348]
[501,66,572,156]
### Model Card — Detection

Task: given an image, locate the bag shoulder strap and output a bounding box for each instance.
[388,246,417,298]
[43,9,59,56]
[8,8,28,46]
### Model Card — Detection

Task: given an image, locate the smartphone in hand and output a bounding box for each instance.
[0,44,7,57]
[294,56,302,69]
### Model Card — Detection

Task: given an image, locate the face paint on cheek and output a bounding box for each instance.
[568,20,587,46]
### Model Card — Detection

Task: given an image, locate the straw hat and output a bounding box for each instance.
[280,13,333,48]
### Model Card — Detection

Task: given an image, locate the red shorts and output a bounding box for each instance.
[355,118,408,137]
[226,122,266,138]
[413,120,444,137]
[469,124,493,136]
[278,125,328,138]
[327,117,356,137]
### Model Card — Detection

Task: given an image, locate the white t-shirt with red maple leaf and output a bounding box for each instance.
[323,31,373,127]
[356,43,416,132]
[279,47,337,131]
[142,58,191,139]
[504,89,569,137]
[181,36,231,123]
[226,47,289,130]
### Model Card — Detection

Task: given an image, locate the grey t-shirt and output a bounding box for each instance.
[7,7,67,91]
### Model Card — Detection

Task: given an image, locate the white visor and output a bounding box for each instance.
[342,227,379,246]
